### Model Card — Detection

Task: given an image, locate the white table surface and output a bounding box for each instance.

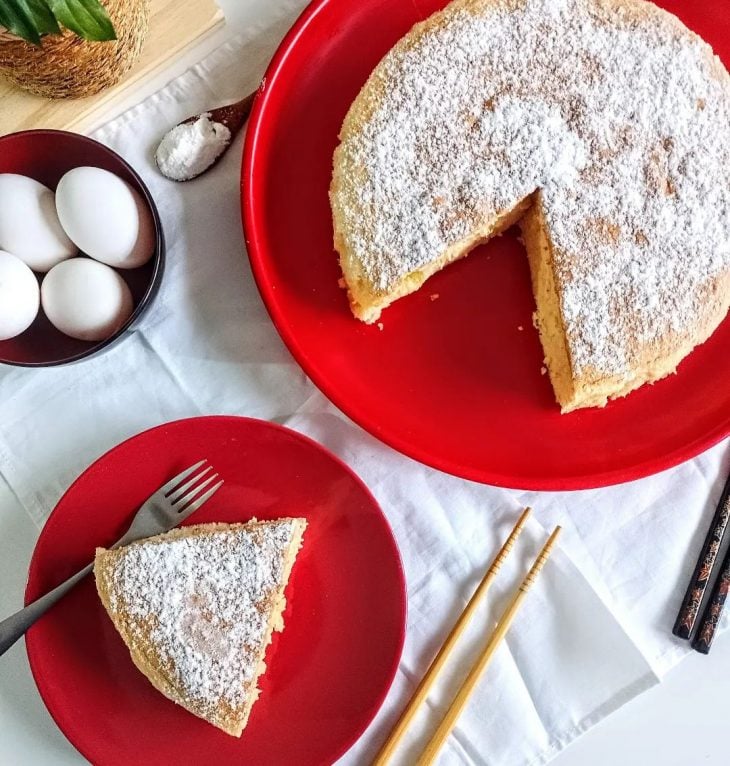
[2,476,729,766]
[1,1,729,764]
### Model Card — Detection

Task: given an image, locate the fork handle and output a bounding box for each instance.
[0,562,93,657]
[0,521,195,658]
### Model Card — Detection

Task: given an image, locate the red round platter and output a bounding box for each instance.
[25,416,406,766]
[242,0,730,491]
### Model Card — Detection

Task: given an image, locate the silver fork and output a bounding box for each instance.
[0,460,223,658]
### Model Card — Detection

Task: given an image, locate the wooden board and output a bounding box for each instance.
[0,0,224,136]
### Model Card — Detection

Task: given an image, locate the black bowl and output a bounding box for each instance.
[0,129,165,367]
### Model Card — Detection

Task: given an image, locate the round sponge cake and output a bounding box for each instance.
[330,0,730,412]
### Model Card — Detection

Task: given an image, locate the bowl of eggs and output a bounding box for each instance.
[0,130,164,367]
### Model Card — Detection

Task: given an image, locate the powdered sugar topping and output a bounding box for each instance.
[155,114,231,181]
[106,521,298,712]
[334,0,730,374]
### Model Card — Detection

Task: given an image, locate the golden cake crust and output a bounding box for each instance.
[330,0,730,411]
[94,519,306,737]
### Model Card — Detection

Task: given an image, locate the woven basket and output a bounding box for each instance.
[0,0,149,99]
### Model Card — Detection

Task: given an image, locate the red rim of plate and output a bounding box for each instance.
[25,415,407,766]
[241,0,730,490]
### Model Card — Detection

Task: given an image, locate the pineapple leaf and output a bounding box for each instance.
[0,0,61,44]
[46,0,116,41]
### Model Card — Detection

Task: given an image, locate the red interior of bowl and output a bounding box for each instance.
[0,130,162,367]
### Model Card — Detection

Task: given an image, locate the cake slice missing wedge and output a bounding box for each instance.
[94,519,307,737]
[330,0,730,413]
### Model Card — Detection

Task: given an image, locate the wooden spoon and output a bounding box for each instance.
[155,91,256,182]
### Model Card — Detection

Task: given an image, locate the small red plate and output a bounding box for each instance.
[242,0,730,490]
[25,416,406,766]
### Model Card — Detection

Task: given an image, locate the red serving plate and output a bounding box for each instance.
[25,417,406,766]
[242,0,730,490]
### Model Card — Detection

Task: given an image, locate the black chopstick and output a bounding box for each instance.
[692,546,730,654]
[673,469,730,640]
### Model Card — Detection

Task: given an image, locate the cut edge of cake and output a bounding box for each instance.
[521,192,730,412]
[334,182,730,413]
[329,0,730,414]
[331,179,532,325]
[94,518,307,737]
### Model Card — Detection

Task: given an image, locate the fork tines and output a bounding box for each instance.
[163,460,224,515]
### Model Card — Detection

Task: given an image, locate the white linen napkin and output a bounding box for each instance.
[0,5,728,764]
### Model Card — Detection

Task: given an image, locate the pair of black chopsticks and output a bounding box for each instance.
[673,470,730,654]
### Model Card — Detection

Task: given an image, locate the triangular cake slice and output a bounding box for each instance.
[94,519,307,737]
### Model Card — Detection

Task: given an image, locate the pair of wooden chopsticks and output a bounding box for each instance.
[374,508,561,766]
[673,470,730,654]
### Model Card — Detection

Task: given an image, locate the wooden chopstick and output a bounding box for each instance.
[673,470,730,639]
[372,507,532,766]
[692,539,730,654]
[416,526,562,766]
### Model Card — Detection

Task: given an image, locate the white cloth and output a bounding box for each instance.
[0,5,728,764]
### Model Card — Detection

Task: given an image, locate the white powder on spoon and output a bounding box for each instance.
[155,113,232,181]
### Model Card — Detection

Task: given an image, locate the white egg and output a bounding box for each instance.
[0,174,77,272]
[41,258,134,342]
[0,250,40,340]
[55,167,155,269]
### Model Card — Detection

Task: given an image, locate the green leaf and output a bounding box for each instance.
[0,5,39,45]
[0,0,60,44]
[46,0,116,41]
[24,0,61,34]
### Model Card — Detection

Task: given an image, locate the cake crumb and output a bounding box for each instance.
[430,293,440,301]
[518,325,524,331]
[541,366,548,375]
[338,277,346,289]
[103,521,300,710]
[377,322,384,331]
[335,0,730,380]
